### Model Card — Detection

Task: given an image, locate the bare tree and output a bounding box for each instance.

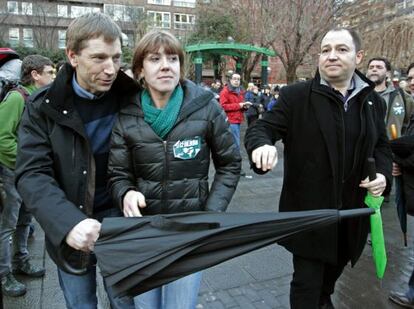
[104,2,151,48]
[193,0,346,84]
[267,0,346,83]
[29,1,61,50]
[363,16,414,70]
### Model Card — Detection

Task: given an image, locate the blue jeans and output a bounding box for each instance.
[407,268,414,300]
[229,123,241,152]
[0,163,32,278]
[134,272,202,309]
[58,266,134,309]
[57,207,134,309]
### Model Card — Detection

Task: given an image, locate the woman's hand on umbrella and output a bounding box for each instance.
[359,173,387,197]
[123,190,147,217]
[65,218,101,252]
[252,145,278,171]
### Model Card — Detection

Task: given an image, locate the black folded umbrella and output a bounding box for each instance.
[81,209,373,297]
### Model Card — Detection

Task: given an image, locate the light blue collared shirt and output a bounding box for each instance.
[72,74,97,100]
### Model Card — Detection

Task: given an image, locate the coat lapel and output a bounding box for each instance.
[310,87,341,185]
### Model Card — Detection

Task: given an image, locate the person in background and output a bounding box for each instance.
[220,73,251,176]
[407,63,414,98]
[267,86,280,111]
[244,84,262,127]
[108,29,241,309]
[366,57,414,140]
[388,62,414,309]
[259,85,272,110]
[0,54,54,297]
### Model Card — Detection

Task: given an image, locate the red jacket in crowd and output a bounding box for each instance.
[219,85,245,124]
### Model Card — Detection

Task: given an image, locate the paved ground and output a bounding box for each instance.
[4,138,414,309]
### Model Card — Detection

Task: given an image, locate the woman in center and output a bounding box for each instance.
[108,30,241,309]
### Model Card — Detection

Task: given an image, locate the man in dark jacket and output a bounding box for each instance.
[14,13,136,308]
[245,28,392,309]
[366,57,414,139]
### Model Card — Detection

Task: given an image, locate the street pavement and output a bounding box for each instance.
[4,138,414,309]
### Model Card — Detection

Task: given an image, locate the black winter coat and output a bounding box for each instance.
[15,64,140,270]
[108,80,241,215]
[245,71,392,265]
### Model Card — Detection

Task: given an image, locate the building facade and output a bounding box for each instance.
[0,0,205,49]
[338,0,414,31]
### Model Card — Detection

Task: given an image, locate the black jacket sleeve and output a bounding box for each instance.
[373,95,393,193]
[107,117,137,210]
[15,102,87,250]
[205,101,241,212]
[244,87,289,174]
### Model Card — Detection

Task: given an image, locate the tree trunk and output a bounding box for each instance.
[285,64,298,84]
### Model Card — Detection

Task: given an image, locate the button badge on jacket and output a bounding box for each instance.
[173,137,201,160]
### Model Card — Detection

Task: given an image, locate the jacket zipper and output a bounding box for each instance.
[337,101,345,209]
[72,135,76,169]
[161,140,168,213]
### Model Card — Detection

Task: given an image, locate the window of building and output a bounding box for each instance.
[22,2,32,15]
[58,30,66,49]
[104,4,144,22]
[173,0,196,8]
[9,28,19,47]
[174,13,195,30]
[57,4,68,17]
[7,1,18,14]
[23,28,33,47]
[71,6,100,18]
[147,0,171,5]
[148,11,171,29]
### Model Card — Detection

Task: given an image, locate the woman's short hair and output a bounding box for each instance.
[132,30,185,82]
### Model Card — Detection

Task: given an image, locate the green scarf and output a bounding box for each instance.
[141,86,184,139]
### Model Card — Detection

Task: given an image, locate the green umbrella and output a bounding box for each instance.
[365,158,387,279]
[365,193,386,279]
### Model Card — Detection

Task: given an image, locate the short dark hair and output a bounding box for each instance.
[367,57,392,71]
[407,63,414,74]
[66,12,122,54]
[323,27,362,52]
[20,54,53,86]
[230,73,240,80]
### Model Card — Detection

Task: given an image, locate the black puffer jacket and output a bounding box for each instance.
[108,80,241,214]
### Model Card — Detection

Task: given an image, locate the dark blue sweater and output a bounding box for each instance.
[73,92,118,212]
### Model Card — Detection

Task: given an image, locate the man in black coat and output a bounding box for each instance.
[245,28,392,309]
[14,13,136,308]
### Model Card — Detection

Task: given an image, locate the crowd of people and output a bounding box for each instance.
[0,11,414,309]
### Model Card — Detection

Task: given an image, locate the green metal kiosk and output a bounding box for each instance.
[185,42,276,85]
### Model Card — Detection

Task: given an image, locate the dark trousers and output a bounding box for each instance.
[290,255,348,309]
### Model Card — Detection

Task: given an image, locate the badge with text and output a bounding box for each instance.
[173,137,201,160]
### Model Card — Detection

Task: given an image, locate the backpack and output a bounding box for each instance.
[2,85,30,103]
[0,48,22,102]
